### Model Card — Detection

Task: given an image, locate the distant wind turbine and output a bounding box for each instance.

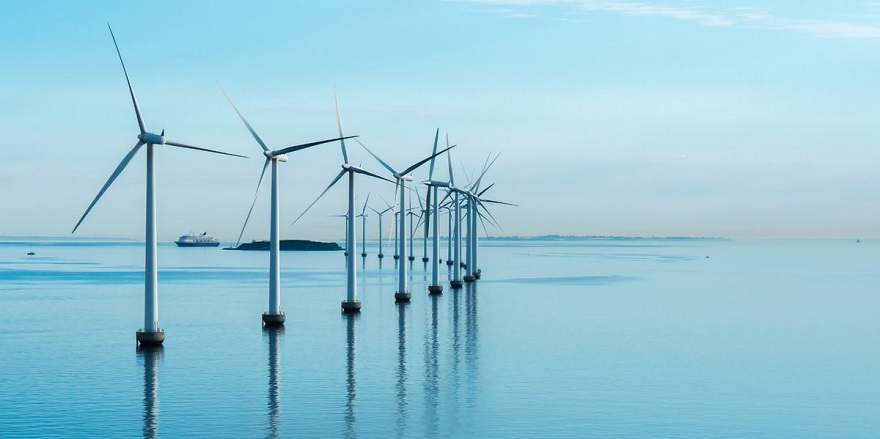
[72,25,247,347]
[358,193,371,258]
[220,85,354,325]
[369,202,394,259]
[358,135,453,302]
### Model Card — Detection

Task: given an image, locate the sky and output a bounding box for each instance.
[2,0,880,240]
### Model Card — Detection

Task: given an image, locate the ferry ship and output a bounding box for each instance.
[174,232,220,247]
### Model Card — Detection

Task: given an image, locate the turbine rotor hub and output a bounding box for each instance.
[138,132,165,145]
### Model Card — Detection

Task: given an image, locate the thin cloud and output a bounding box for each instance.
[454,0,880,38]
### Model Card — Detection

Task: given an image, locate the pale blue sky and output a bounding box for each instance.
[2,1,880,240]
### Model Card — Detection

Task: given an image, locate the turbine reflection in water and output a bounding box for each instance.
[137,346,163,439]
[395,303,408,438]
[465,281,479,417]
[424,293,441,435]
[344,314,358,439]
[264,326,284,439]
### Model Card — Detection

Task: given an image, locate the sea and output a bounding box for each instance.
[0,237,878,438]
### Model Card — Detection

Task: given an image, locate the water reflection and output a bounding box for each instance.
[465,281,479,414]
[137,346,163,439]
[423,293,440,435]
[344,314,358,439]
[264,326,284,439]
[395,303,408,438]
[450,285,462,420]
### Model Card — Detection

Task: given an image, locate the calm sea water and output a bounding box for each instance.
[0,237,878,438]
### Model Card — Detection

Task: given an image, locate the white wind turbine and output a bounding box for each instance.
[220,86,354,325]
[72,25,247,347]
[292,92,391,312]
[459,154,515,281]
[358,134,453,302]
[369,202,394,259]
[421,131,451,294]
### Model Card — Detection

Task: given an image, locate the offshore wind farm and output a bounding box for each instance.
[3,2,880,438]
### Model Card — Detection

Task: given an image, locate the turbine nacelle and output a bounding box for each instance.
[137,132,165,145]
[264,150,288,162]
[422,180,449,188]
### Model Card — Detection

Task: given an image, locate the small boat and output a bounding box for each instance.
[175,232,220,247]
[27,251,35,256]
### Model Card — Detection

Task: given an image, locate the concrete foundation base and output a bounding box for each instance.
[408,256,415,261]
[393,255,400,260]
[394,291,412,303]
[262,312,286,326]
[475,269,481,279]
[464,275,476,283]
[446,260,454,266]
[460,262,467,268]
[341,301,362,313]
[344,252,349,256]
[378,254,384,259]
[136,330,165,346]
[421,257,429,263]
[361,253,367,257]
[428,285,443,294]
[450,279,463,289]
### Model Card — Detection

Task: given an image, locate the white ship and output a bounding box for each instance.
[174,232,220,247]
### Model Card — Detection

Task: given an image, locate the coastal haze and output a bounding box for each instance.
[2,1,880,240]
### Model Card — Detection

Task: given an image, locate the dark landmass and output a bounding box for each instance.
[224,239,343,251]
[483,235,729,241]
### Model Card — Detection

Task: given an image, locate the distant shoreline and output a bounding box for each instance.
[483,235,729,241]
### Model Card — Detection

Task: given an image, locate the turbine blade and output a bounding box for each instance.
[292,168,347,225]
[478,211,492,235]
[348,165,395,183]
[355,138,397,176]
[401,144,455,177]
[478,208,501,230]
[108,24,146,134]
[425,187,431,238]
[480,198,518,207]
[165,140,248,158]
[334,87,349,164]
[72,141,143,233]
[361,192,371,216]
[428,128,439,180]
[273,135,357,156]
[235,159,271,247]
[478,182,495,197]
[218,83,269,152]
[474,152,500,192]
[446,136,455,187]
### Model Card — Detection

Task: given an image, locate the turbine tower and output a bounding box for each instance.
[293,91,390,313]
[358,193,371,258]
[358,136,453,302]
[220,86,353,325]
[72,25,247,347]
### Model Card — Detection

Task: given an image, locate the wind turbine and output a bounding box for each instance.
[72,25,247,347]
[358,193,371,258]
[220,86,354,325]
[358,134,453,302]
[369,202,394,259]
[292,91,391,312]
[422,131,451,294]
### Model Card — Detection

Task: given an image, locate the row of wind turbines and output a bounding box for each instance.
[72,26,511,347]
